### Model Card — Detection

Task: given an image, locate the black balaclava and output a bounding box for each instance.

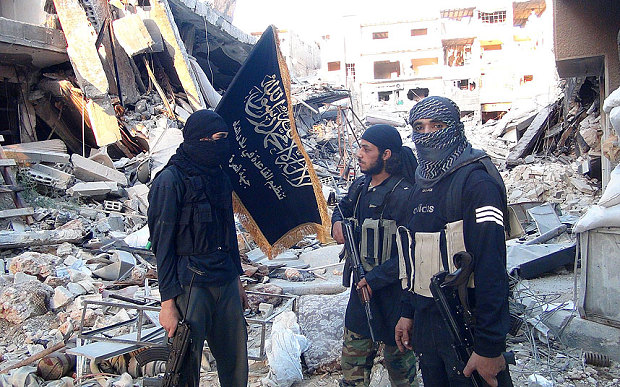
[181,109,230,169]
[167,110,230,177]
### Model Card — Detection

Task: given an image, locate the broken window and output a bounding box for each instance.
[327,61,341,71]
[411,28,428,36]
[444,42,472,67]
[440,8,475,20]
[479,10,506,24]
[372,31,389,40]
[378,91,392,102]
[374,61,400,79]
[410,58,438,75]
[407,88,429,101]
[456,79,469,90]
[346,63,356,82]
[522,74,534,84]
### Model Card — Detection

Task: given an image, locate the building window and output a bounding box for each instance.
[407,88,429,101]
[378,91,394,102]
[410,57,439,75]
[327,61,341,71]
[521,75,534,84]
[374,60,400,79]
[444,43,472,67]
[372,31,389,40]
[346,63,356,82]
[456,79,469,90]
[322,35,330,40]
[479,10,506,23]
[482,44,502,51]
[411,28,428,36]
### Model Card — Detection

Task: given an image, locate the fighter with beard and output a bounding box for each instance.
[331,125,419,387]
[395,97,512,387]
[148,110,248,387]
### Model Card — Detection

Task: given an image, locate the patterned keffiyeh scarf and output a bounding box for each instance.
[408,96,469,183]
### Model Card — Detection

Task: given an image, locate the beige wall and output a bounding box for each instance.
[554,0,620,93]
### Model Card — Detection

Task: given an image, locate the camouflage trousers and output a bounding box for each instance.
[341,328,418,387]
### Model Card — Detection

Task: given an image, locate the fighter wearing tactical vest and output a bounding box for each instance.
[148,110,248,387]
[332,125,419,387]
[395,97,512,387]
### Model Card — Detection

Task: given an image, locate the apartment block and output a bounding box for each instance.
[321,0,555,122]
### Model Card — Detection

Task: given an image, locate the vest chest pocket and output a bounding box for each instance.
[176,202,213,255]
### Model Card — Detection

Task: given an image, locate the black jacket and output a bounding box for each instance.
[401,167,510,358]
[332,174,415,344]
[147,165,243,302]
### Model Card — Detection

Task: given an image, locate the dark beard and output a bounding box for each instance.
[362,157,384,176]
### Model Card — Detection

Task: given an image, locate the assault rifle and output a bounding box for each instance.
[162,321,191,387]
[341,218,376,342]
[430,252,515,387]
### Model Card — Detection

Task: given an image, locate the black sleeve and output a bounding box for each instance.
[147,169,184,302]
[462,171,510,358]
[400,290,416,319]
[228,208,244,276]
[331,177,364,226]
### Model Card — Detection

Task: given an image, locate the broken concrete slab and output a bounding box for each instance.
[507,104,557,166]
[150,0,205,111]
[27,164,73,190]
[112,14,155,56]
[67,181,119,198]
[92,250,136,281]
[52,0,109,98]
[0,229,83,249]
[71,154,128,185]
[3,149,70,165]
[51,286,75,309]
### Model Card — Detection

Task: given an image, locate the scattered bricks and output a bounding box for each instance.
[52,286,75,309]
[0,281,53,324]
[104,200,123,212]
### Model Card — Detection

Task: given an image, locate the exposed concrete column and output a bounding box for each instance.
[150,0,205,111]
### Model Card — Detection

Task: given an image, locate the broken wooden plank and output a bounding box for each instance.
[0,208,35,219]
[86,98,122,146]
[0,228,83,249]
[150,0,205,111]
[0,146,33,224]
[506,104,557,166]
[67,327,164,361]
[143,57,174,118]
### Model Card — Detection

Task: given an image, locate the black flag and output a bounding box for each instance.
[216,25,329,257]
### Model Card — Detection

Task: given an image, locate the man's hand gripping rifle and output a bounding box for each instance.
[430,252,515,387]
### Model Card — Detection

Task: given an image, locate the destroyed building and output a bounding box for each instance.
[320,0,556,122]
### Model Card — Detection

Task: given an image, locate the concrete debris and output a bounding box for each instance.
[0,281,53,324]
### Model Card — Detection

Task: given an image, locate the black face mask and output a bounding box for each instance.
[182,137,230,170]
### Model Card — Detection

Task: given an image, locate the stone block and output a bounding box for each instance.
[112,14,155,56]
[67,282,87,296]
[0,281,53,323]
[14,272,39,284]
[9,252,58,279]
[71,154,127,185]
[52,286,75,309]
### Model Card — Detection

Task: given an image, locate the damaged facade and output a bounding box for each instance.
[321,0,557,122]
